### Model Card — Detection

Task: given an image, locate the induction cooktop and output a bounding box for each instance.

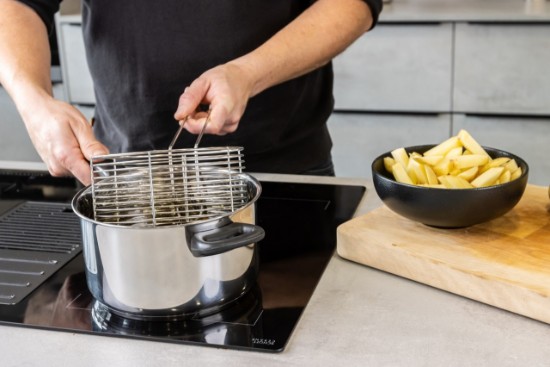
[0,169,365,353]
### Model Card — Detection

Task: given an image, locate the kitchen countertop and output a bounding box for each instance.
[2,170,550,367]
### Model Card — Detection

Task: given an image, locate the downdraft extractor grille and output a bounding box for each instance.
[0,201,82,305]
[0,202,80,252]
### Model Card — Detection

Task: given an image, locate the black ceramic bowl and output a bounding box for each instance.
[371,145,529,228]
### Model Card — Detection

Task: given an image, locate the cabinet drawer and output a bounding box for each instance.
[333,23,453,113]
[454,23,550,115]
[452,114,550,185]
[328,112,451,178]
[57,21,96,105]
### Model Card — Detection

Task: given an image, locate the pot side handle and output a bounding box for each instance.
[189,223,265,257]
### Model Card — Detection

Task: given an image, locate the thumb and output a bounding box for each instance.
[73,123,109,160]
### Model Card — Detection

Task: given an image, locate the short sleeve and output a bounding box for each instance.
[363,0,383,30]
[16,0,62,33]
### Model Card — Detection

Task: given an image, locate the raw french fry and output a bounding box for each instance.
[451,154,490,170]
[504,159,519,174]
[471,167,504,188]
[422,184,446,188]
[413,155,443,166]
[488,157,511,167]
[384,157,395,173]
[438,175,474,189]
[433,159,452,176]
[498,169,511,184]
[405,160,419,184]
[424,165,439,185]
[391,147,409,168]
[423,136,461,157]
[391,162,414,185]
[479,157,511,174]
[511,167,523,180]
[382,130,523,189]
[457,129,489,156]
[457,166,479,181]
[446,147,464,158]
[409,158,428,185]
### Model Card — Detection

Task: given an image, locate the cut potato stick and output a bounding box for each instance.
[391,162,414,185]
[511,167,523,180]
[438,175,473,189]
[424,165,439,185]
[413,155,443,166]
[384,157,395,173]
[391,147,409,168]
[451,154,490,170]
[424,136,460,156]
[457,166,479,181]
[382,130,523,189]
[409,158,428,185]
[498,169,511,184]
[471,167,504,188]
[458,129,489,156]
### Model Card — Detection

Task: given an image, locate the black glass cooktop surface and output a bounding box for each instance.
[0,171,365,353]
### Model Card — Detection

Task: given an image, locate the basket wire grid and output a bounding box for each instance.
[90,146,247,226]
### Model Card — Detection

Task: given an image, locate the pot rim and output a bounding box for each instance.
[72,172,262,228]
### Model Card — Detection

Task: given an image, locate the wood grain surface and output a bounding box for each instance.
[337,184,550,323]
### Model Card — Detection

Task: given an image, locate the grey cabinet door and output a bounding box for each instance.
[0,83,84,163]
[328,112,451,178]
[452,114,550,185]
[333,23,453,113]
[454,23,550,115]
[0,87,41,162]
[57,19,96,105]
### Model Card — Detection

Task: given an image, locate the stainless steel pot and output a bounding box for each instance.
[71,173,264,320]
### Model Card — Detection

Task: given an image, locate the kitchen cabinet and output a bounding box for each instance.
[55,15,95,106]
[453,23,550,115]
[0,83,65,162]
[452,114,550,185]
[333,23,453,113]
[328,113,451,179]
[331,13,550,184]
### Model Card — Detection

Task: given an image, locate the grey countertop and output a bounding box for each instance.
[2,169,550,367]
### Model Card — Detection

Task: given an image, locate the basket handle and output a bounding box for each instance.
[188,221,265,257]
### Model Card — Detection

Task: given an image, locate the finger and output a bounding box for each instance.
[174,80,209,121]
[64,152,93,186]
[71,119,109,185]
[48,140,93,185]
[183,110,212,134]
[209,103,240,135]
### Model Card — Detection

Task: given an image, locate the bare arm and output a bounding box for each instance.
[0,0,52,100]
[175,0,374,134]
[0,0,108,185]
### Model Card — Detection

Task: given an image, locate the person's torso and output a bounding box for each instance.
[82,0,334,173]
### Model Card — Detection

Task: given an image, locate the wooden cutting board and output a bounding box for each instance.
[337,184,550,323]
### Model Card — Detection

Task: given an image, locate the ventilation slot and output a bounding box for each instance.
[0,202,81,253]
[0,201,82,305]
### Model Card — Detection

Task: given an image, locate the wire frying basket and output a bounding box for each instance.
[90,146,247,227]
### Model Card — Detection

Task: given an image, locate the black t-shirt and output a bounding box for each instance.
[18,0,382,174]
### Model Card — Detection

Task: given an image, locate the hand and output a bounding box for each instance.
[21,97,109,185]
[173,62,254,135]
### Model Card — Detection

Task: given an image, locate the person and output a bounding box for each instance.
[0,0,382,185]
